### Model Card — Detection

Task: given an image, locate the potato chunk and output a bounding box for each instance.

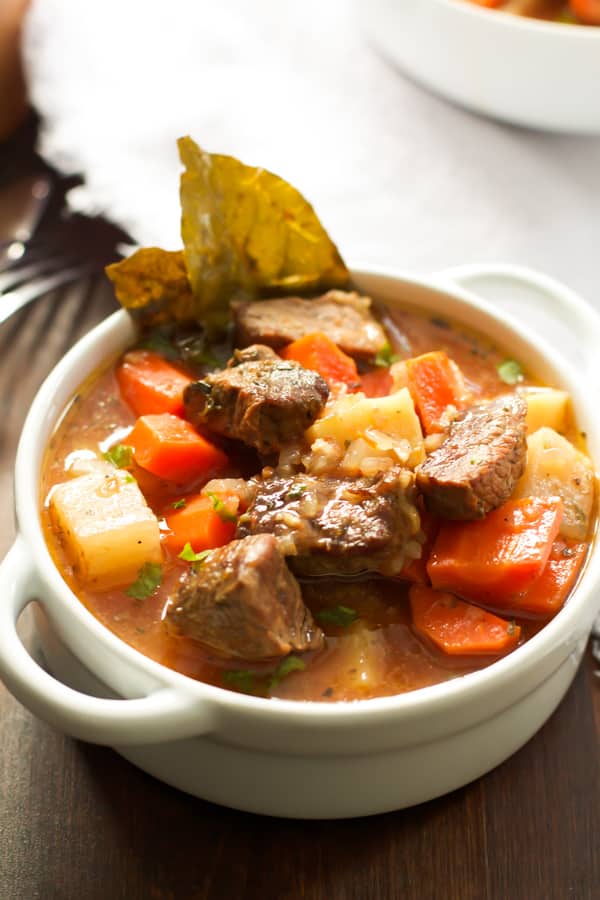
[520,387,570,435]
[50,468,162,589]
[306,388,425,469]
[513,427,595,540]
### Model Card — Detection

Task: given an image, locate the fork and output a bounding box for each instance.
[0,250,94,326]
[0,172,105,326]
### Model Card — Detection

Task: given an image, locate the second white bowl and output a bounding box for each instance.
[365,0,600,134]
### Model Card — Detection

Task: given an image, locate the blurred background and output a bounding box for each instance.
[2,0,600,298]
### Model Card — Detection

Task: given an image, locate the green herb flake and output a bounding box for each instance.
[317,605,359,628]
[124,474,137,484]
[171,498,187,510]
[103,444,133,468]
[126,562,162,600]
[285,485,306,502]
[178,542,212,563]
[497,359,524,385]
[222,670,256,694]
[270,655,306,689]
[138,330,179,360]
[507,620,517,636]
[207,492,237,522]
[374,343,399,368]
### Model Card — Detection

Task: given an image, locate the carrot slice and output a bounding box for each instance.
[360,367,394,398]
[427,497,563,606]
[410,584,521,656]
[405,351,467,434]
[117,350,192,418]
[501,538,587,617]
[280,332,360,389]
[126,414,228,483]
[163,493,238,555]
[569,0,600,24]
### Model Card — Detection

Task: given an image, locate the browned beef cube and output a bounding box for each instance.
[416,394,527,520]
[183,346,329,454]
[166,534,323,660]
[236,467,422,576]
[233,291,388,361]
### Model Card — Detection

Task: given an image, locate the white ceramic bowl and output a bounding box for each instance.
[364,0,600,134]
[0,263,599,819]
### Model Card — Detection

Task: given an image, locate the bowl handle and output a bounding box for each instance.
[434,263,600,379]
[0,539,215,746]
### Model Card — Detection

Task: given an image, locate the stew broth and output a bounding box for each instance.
[40,303,589,702]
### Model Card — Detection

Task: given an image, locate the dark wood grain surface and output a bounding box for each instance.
[1,122,600,900]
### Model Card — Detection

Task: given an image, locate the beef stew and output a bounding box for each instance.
[40,294,597,702]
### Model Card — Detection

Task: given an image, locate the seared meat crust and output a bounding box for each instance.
[233,291,388,361]
[183,345,329,454]
[416,394,527,520]
[237,467,422,576]
[167,534,323,660]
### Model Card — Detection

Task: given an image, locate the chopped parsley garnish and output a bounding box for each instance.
[207,492,237,522]
[103,444,133,468]
[138,331,179,360]
[497,359,524,385]
[269,655,306,688]
[138,326,227,372]
[126,562,162,600]
[222,670,256,694]
[178,543,212,563]
[374,342,399,368]
[171,498,187,510]
[124,474,137,484]
[317,605,359,628]
[285,485,306,502]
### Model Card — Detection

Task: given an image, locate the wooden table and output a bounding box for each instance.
[1,120,599,900]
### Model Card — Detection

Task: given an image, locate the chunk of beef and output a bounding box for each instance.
[183,347,329,454]
[236,467,422,576]
[416,394,527,520]
[233,291,388,361]
[167,534,323,660]
[228,344,279,365]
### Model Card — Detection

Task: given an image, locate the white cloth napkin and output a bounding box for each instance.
[23,0,600,304]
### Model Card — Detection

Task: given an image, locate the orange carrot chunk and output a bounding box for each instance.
[569,0,600,25]
[427,497,563,606]
[468,0,503,7]
[126,414,228,483]
[405,350,467,434]
[280,332,360,389]
[116,350,192,418]
[410,584,521,656]
[503,538,587,617]
[163,493,238,555]
[360,367,394,398]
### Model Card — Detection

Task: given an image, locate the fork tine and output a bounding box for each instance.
[0,256,77,293]
[0,263,94,327]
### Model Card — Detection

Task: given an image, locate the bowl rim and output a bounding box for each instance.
[436,0,600,36]
[14,264,600,725]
